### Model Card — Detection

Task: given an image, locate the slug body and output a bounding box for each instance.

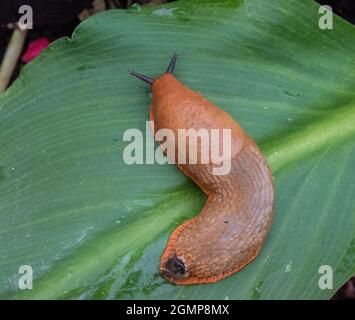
[129,54,275,285]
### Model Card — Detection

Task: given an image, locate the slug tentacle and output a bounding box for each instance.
[128,53,178,85]
[166,52,178,74]
[129,54,275,285]
[128,69,154,85]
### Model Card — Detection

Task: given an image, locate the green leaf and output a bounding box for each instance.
[1,0,354,299]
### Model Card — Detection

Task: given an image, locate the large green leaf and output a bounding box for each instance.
[0,0,354,299]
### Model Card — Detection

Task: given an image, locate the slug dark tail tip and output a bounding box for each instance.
[162,255,188,280]
[128,69,154,85]
[166,52,178,74]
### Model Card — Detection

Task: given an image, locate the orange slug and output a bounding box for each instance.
[129,53,275,285]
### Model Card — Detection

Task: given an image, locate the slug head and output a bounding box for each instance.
[128,52,178,86]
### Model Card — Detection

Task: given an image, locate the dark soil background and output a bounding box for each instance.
[0,0,354,300]
[316,0,355,24]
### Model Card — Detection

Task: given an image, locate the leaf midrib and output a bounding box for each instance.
[265,102,355,172]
